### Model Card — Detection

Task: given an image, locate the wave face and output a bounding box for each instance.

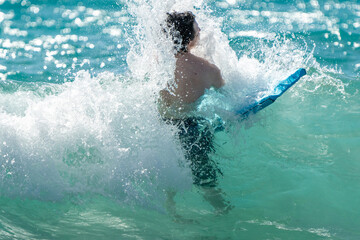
[0,0,359,239]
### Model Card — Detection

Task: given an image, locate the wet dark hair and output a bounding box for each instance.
[164,11,196,54]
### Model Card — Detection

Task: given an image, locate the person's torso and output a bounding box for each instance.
[158,53,213,119]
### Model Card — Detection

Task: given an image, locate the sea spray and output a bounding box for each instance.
[0,70,192,207]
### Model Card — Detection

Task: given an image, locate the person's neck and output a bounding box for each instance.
[175,51,191,59]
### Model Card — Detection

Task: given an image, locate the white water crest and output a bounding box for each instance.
[0,70,193,207]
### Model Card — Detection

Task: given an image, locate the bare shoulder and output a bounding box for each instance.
[191,55,224,88]
[189,54,213,68]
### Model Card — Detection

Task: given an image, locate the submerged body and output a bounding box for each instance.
[160,12,230,215]
[159,51,225,187]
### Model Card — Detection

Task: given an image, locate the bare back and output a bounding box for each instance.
[159,53,224,117]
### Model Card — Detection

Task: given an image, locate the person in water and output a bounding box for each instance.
[159,11,231,215]
[159,12,224,114]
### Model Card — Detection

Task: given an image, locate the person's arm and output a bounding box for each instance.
[208,64,225,88]
[198,56,225,89]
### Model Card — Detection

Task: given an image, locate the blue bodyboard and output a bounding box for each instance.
[235,68,306,116]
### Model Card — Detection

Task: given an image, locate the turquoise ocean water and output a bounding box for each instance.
[0,0,359,239]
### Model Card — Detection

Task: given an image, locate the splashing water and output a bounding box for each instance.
[0,0,360,239]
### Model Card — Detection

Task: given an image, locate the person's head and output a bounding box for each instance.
[164,11,200,54]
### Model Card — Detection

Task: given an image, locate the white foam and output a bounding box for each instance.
[0,71,192,204]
